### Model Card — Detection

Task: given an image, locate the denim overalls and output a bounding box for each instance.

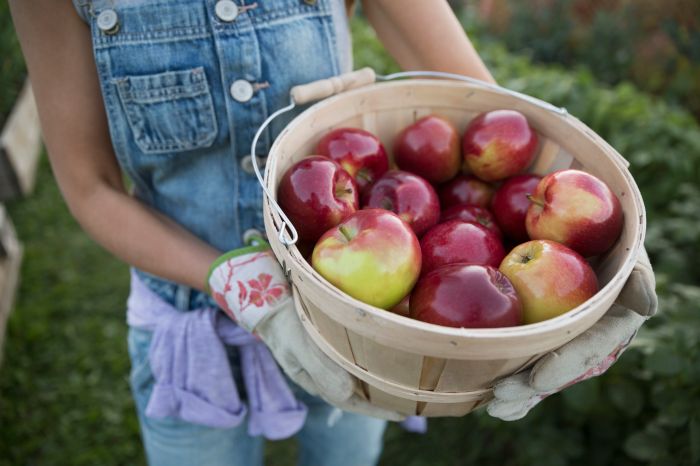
[71,1,386,464]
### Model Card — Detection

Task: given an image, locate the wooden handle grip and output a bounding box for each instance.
[290,68,376,105]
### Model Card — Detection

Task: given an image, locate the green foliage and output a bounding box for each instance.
[459,0,700,121]
[0,3,26,128]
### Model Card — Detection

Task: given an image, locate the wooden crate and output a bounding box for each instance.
[0,80,42,201]
[263,77,645,416]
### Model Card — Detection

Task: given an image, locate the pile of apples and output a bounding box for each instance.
[278,110,623,329]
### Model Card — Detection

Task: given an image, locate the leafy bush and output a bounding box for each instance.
[0,3,26,127]
[458,0,700,122]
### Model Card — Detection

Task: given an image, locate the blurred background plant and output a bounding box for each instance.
[452,0,700,123]
[1,3,699,465]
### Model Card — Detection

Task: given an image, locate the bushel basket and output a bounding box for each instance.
[257,69,645,417]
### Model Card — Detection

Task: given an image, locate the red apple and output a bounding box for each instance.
[440,204,502,239]
[312,209,421,309]
[499,240,598,324]
[438,174,495,209]
[463,110,539,181]
[394,115,461,184]
[316,127,389,192]
[278,156,358,244]
[410,264,522,328]
[420,220,505,275]
[525,169,623,257]
[491,174,542,242]
[362,170,440,237]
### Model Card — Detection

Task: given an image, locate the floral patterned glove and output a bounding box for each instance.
[486,248,657,421]
[207,236,404,421]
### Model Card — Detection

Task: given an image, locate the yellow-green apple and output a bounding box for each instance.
[525,169,623,257]
[420,220,505,275]
[312,209,421,309]
[440,204,502,240]
[278,156,358,244]
[394,115,461,184]
[491,174,542,242]
[438,174,495,209]
[499,240,598,324]
[316,127,389,192]
[362,170,440,236]
[410,264,522,328]
[463,110,538,181]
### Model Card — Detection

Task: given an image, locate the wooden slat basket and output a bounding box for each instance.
[262,72,645,417]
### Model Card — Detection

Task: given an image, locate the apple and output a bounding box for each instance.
[389,295,411,317]
[278,156,359,244]
[440,204,502,239]
[409,264,522,328]
[420,220,505,275]
[316,127,389,192]
[312,209,421,309]
[463,110,539,181]
[362,170,440,237]
[438,174,495,209]
[491,174,542,242]
[394,115,461,184]
[499,240,598,324]
[525,169,623,257]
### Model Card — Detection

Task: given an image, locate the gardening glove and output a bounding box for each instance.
[487,248,657,421]
[207,236,404,421]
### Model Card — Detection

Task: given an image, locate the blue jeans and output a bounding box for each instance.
[128,328,387,466]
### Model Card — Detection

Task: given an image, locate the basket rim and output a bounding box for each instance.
[264,79,646,343]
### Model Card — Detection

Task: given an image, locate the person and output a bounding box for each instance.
[8,0,657,464]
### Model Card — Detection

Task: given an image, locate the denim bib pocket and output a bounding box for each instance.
[114,66,218,154]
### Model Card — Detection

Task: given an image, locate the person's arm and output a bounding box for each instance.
[362,0,496,83]
[8,0,220,291]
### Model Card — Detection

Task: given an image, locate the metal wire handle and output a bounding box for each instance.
[251,69,569,247]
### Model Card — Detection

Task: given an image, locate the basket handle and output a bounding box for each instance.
[290,67,376,105]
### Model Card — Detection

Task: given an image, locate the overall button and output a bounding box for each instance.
[230,80,254,103]
[241,154,267,175]
[97,9,119,34]
[215,0,239,22]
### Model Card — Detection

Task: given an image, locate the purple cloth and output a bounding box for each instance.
[126,271,428,437]
[401,416,428,433]
[126,271,307,440]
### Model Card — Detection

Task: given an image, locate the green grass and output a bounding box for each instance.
[0,156,139,465]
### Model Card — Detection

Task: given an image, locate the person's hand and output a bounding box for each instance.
[207,236,404,421]
[487,248,657,421]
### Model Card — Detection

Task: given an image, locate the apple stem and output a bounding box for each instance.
[339,225,354,242]
[526,194,544,208]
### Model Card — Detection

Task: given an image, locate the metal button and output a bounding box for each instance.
[243,229,265,246]
[241,154,267,175]
[303,0,317,5]
[215,0,239,22]
[97,9,119,34]
[230,80,254,103]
